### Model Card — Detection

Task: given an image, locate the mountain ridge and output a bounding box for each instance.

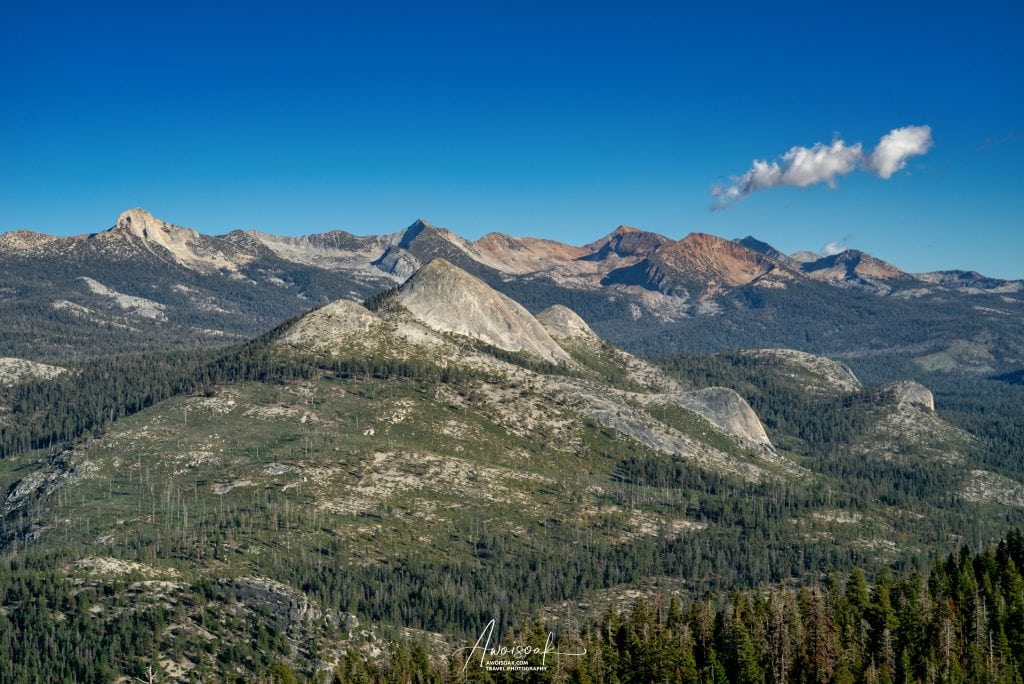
[5,207,1021,290]
[3,208,1023,374]
[1,235,1021,680]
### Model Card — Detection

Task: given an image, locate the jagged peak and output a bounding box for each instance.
[112,208,196,240]
[582,225,671,260]
[115,207,158,232]
[396,218,454,249]
[117,207,157,224]
[403,218,436,234]
[100,208,252,272]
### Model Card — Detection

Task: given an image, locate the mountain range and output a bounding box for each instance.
[3,249,1020,679]
[2,209,1022,372]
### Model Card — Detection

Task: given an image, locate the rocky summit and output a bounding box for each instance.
[396,258,572,364]
[535,304,599,340]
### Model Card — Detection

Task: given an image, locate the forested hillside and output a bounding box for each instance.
[6,531,1024,682]
[0,251,1022,682]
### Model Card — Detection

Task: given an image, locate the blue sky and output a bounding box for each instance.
[1,2,1021,277]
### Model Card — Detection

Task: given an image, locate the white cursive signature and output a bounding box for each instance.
[456,619,587,672]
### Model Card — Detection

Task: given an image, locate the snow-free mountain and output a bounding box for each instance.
[2,208,1022,377]
[2,217,1024,679]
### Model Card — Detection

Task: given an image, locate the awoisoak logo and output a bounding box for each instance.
[455,619,587,674]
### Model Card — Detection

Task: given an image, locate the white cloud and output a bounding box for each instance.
[821,240,846,256]
[866,125,933,179]
[779,140,863,188]
[712,138,863,208]
[711,160,783,204]
[712,125,932,209]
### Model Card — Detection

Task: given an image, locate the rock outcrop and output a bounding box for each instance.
[0,357,66,386]
[221,576,327,632]
[536,305,597,341]
[279,300,381,352]
[741,348,862,393]
[886,380,935,411]
[113,208,185,243]
[372,246,421,280]
[102,208,250,272]
[78,277,167,320]
[397,259,571,364]
[675,387,772,446]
